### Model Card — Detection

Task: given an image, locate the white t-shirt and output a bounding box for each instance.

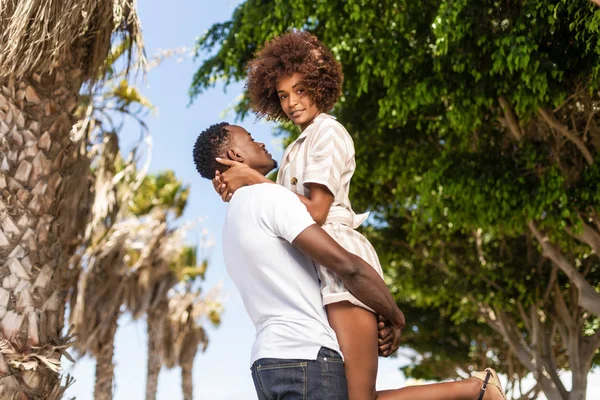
[222,183,340,365]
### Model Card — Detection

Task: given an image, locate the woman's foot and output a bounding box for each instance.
[471,368,507,400]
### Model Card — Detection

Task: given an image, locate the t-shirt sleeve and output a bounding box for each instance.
[259,185,316,243]
[302,122,351,197]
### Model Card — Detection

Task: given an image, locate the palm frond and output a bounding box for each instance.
[162,285,223,369]
[0,0,145,83]
[129,171,190,218]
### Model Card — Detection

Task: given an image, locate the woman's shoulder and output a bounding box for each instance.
[310,114,353,142]
[314,113,345,129]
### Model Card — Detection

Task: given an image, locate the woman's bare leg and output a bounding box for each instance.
[377,378,488,400]
[327,301,379,400]
[327,302,504,400]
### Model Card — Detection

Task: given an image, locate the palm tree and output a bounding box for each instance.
[0,2,142,397]
[141,235,220,400]
[126,218,181,400]
[71,160,213,400]
[71,170,190,400]
[140,232,217,400]
[67,41,156,400]
[70,218,133,400]
[120,172,192,400]
[163,287,222,400]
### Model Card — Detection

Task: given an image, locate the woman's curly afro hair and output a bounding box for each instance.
[246,31,343,122]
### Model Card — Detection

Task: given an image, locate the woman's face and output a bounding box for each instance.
[276,73,321,131]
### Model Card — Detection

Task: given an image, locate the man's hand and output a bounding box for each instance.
[378,315,394,357]
[212,158,253,202]
[378,312,404,357]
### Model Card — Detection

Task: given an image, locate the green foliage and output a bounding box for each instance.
[109,79,155,112]
[101,38,134,80]
[190,0,600,391]
[129,170,190,218]
[173,246,208,282]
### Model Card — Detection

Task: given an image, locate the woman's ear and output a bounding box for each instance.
[226,148,244,162]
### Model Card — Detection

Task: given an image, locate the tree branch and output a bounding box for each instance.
[493,308,535,371]
[517,385,540,400]
[583,110,596,143]
[517,301,531,335]
[477,302,567,400]
[580,327,600,370]
[542,320,561,394]
[538,108,594,165]
[591,208,600,232]
[542,264,558,304]
[564,220,600,257]
[553,283,576,338]
[528,221,600,317]
[552,84,585,113]
[498,96,523,141]
[493,308,566,400]
[529,304,568,400]
[530,304,542,353]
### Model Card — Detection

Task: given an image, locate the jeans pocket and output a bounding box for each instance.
[307,354,348,399]
[317,347,344,363]
[256,362,308,400]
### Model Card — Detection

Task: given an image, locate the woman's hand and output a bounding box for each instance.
[212,170,232,202]
[212,158,249,202]
[212,158,270,202]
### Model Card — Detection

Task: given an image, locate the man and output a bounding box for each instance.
[192,123,405,399]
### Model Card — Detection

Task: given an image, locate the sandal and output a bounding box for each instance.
[472,368,507,400]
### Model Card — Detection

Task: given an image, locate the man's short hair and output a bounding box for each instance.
[192,122,231,179]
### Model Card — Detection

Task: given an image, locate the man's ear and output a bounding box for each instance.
[226,148,243,162]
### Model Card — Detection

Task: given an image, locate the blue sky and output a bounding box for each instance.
[63,1,600,399]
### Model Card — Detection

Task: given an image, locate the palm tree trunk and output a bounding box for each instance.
[1,2,142,398]
[181,362,194,400]
[145,308,163,400]
[93,313,119,400]
[0,68,89,399]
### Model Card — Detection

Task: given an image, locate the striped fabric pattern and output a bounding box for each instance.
[276,113,384,312]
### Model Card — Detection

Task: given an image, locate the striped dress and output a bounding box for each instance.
[276,113,384,312]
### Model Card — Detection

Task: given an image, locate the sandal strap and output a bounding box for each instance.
[477,371,492,400]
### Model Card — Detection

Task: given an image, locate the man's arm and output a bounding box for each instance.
[256,183,405,352]
[292,225,405,351]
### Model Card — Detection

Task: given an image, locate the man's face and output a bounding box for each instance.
[227,125,277,175]
[276,73,321,132]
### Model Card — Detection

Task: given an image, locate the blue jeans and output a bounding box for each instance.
[251,347,348,399]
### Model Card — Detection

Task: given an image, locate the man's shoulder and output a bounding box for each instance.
[247,182,294,197]
[232,183,297,207]
[227,183,311,242]
[225,185,281,229]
